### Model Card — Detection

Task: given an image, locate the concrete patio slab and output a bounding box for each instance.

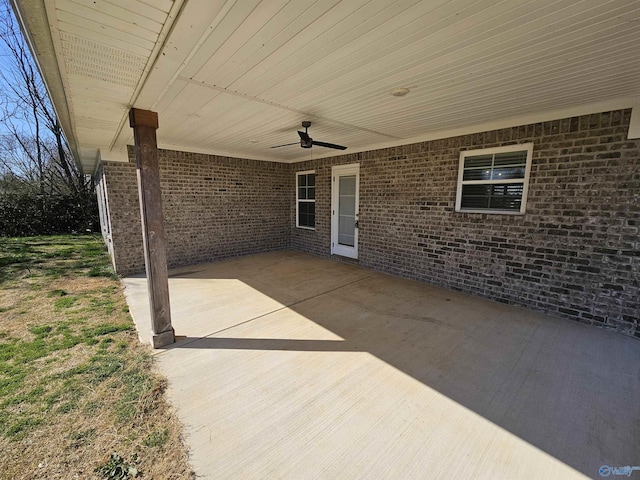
[123,250,640,479]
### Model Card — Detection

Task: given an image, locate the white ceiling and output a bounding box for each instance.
[13,0,640,170]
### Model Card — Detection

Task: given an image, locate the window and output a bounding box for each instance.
[455,143,533,214]
[296,171,316,229]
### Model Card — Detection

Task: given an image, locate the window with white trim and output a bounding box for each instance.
[296,171,315,229]
[455,143,533,215]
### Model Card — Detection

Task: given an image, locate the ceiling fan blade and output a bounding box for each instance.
[312,140,347,150]
[272,125,347,150]
[270,142,299,148]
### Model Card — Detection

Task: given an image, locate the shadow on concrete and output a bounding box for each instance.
[147,251,639,478]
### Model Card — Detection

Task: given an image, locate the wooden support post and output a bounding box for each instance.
[129,108,174,348]
[628,105,640,139]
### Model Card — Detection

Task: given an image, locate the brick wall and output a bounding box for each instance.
[102,149,290,276]
[291,110,640,337]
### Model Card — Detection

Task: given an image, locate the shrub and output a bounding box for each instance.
[0,191,98,236]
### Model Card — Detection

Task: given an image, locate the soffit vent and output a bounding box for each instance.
[61,33,146,89]
[75,116,120,131]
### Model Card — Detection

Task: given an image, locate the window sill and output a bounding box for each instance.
[455,208,525,215]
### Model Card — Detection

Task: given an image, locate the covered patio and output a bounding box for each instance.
[124,250,640,479]
[11,0,640,343]
[11,1,640,476]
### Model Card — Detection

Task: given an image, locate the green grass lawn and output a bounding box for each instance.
[0,235,193,479]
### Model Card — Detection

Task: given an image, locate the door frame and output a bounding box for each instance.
[331,163,360,259]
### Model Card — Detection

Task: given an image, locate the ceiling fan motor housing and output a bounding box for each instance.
[300,121,313,147]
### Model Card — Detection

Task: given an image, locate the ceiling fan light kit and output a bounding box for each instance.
[270,121,347,151]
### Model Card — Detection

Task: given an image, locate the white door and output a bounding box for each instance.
[331,164,359,259]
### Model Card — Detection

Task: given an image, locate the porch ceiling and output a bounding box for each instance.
[12,0,640,172]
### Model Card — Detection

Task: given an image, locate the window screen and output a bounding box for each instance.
[456,144,533,214]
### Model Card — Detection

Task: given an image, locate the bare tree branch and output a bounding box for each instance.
[0,0,93,198]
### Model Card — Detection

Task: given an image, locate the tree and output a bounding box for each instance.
[0,0,97,235]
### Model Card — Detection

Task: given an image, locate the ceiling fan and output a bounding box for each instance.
[270,121,347,150]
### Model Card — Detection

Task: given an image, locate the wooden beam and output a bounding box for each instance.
[129,108,174,348]
[628,105,640,140]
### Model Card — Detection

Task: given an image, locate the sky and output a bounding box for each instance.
[0,0,49,139]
